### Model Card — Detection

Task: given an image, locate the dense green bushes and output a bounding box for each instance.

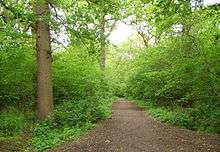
[53,47,104,101]
[32,97,114,151]
[0,28,35,108]
[0,27,35,139]
[125,14,220,133]
[0,45,115,151]
[134,100,194,129]
[0,108,25,137]
[31,47,114,149]
[1,2,219,152]
[31,47,115,151]
[52,46,113,123]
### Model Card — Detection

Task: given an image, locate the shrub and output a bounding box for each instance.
[32,120,94,151]
[134,100,194,129]
[0,108,25,137]
[53,46,104,102]
[53,99,97,127]
[0,30,35,108]
[125,18,220,133]
[32,97,115,151]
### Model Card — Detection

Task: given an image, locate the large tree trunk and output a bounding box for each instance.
[34,0,53,120]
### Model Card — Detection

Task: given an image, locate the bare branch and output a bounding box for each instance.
[48,2,59,20]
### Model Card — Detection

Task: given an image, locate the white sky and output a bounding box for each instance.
[108,22,135,45]
[204,0,219,5]
[108,0,219,45]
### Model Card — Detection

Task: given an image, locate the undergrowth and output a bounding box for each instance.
[31,96,116,151]
[133,99,220,133]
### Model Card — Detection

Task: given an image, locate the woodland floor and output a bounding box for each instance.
[50,99,220,152]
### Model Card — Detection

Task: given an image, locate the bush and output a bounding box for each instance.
[187,103,220,133]
[134,100,194,129]
[32,120,94,151]
[0,108,25,137]
[125,17,220,133]
[32,97,115,151]
[53,46,104,102]
[31,46,115,151]
[53,100,98,127]
[0,29,35,108]
[95,97,115,120]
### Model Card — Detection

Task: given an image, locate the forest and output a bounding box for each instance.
[0,0,219,151]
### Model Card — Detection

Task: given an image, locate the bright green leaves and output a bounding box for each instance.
[107,1,220,133]
[0,0,34,26]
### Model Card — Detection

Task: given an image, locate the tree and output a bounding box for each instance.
[99,12,117,71]
[65,0,120,70]
[34,0,53,120]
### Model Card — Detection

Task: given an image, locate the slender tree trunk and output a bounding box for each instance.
[100,40,106,71]
[100,15,106,71]
[34,0,53,120]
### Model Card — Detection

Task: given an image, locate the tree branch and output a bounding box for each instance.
[106,20,117,38]
[48,2,59,20]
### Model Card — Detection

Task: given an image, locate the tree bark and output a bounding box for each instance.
[99,16,117,71]
[34,0,53,120]
[138,31,148,48]
[99,14,106,71]
[100,39,106,71]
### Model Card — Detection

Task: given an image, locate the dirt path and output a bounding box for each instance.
[50,99,220,152]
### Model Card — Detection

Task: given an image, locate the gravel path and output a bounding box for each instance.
[50,99,220,152]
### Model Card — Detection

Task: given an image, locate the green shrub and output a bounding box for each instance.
[208,109,220,133]
[134,100,194,129]
[170,112,194,129]
[187,104,220,133]
[30,46,116,151]
[0,108,25,137]
[0,29,35,108]
[32,96,116,151]
[32,120,94,151]
[53,100,97,127]
[53,46,103,102]
[95,98,115,120]
[125,16,220,133]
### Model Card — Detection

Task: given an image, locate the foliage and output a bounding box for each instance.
[1,0,220,151]
[124,7,220,133]
[134,100,194,129]
[106,36,142,97]
[0,26,35,108]
[0,43,115,150]
[32,97,115,151]
[53,46,103,101]
[65,0,122,54]
[0,108,25,137]
[30,46,115,151]
[1,0,119,151]
[32,120,94,151]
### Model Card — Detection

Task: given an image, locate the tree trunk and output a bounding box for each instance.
[100,39,106,71]
[34,0,53,120]
[99,14,106,71]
